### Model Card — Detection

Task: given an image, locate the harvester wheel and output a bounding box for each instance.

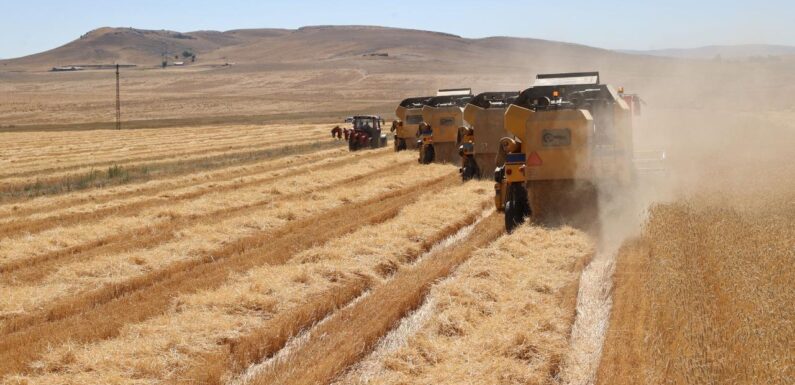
[460,155,480,181]
[504,183,530,233]
[420,145,435,164]
[395,138,407,152]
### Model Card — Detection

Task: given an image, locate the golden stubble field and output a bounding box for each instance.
[0,122,600,385]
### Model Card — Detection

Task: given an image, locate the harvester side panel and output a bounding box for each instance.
[421,105,463,143]
[464,103,509,174]
[507,106,595,181]
[395,105,422,149]
[471,107,508,155]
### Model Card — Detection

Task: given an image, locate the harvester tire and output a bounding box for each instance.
[420,145,435,164]
[460,156,480,182]
[505,183,530,233]
[395,138,407,152]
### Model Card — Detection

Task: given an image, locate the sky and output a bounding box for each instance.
[0,0,793,59]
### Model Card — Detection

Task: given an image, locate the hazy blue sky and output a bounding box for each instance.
[1,0,793,59]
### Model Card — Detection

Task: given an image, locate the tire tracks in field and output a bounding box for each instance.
[0,155,412,283]
[237,213,503,385]
[0,174,458,378]
[0,147,383,240]
[178,206,491,385]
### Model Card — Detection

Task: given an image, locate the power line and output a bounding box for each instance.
[115,64,121,130]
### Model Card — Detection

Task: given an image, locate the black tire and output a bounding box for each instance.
[348,138,357,151]
[504,183,531,233]
[461,156,480,181]
[420,145,435,164]
[395,138,406,152]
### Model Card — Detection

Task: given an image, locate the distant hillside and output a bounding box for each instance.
[0,25,632,70]
[621,44,795,59]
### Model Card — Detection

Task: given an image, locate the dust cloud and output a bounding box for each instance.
[558,54,795,385]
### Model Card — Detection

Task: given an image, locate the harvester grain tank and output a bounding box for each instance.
[418,88,473,164]
[495,72,637,232]
[460,91,519,181]
[344,115,388,151]
[394,96,432,151]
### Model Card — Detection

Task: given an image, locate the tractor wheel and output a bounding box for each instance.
[461,156,480,182]
[504,183,531,233]
[348,138,357,151]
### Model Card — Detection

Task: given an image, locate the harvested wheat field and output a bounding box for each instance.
[0,121,601,385]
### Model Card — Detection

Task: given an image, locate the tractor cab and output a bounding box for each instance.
[346,115,388,151]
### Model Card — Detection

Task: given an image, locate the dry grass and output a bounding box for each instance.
[0,155,445,329]
[0,123,327,179]
[4,179,493,384]
[0,168,458,379]
[334,223,593,385]
[0,148,388,272]
[243,213,505,385]
[598,166,795,385]
[0,146,349,220]
[0,151,414,315]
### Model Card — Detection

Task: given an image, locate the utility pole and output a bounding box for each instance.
[115,64,121,130]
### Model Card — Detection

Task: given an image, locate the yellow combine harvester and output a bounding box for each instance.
[393,96,432,151]
[417,88,473,164]
[460,91,519,181]
[495,72,643,232]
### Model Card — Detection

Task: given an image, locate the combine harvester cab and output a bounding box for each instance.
[496,72,636,232]
[418,88,473,164]
[345,115,388,151]
[393,96,432,152]
[461,91,520,181]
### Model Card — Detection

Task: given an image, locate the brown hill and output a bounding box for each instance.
[1,25,635,70]
[0,25,792,129]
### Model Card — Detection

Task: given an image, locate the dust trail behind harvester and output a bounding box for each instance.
[558,172,657,385]
[556,52,795,385]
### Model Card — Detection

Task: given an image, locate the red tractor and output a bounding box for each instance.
[345,115,388,151]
